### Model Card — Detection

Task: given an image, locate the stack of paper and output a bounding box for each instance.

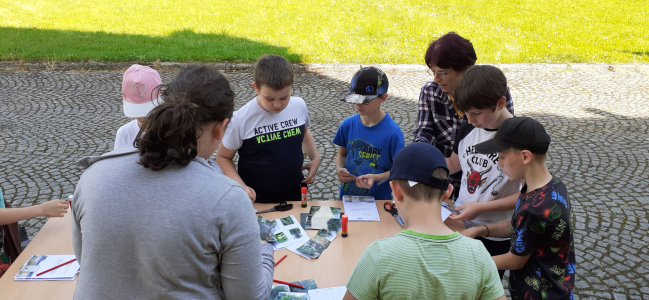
[257,215,310,250]
[268,279,318,300]
[292,229,337,260]
[302,206,342,231]
[308,286,347,300]
[342,196,381,222]
[14,255,80,281]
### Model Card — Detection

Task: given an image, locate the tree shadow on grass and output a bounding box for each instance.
[619,51,649,57]
[0,27,301,63]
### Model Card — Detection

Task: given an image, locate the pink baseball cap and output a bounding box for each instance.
[122,64,163,118]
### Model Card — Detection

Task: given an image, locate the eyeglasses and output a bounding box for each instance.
[427,69,450,79]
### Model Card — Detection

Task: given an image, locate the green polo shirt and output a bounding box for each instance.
[346,230,504,300]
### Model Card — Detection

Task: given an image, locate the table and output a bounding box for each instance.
[0,213,76,299]
[258,201,402,287]
[0,200,401,299]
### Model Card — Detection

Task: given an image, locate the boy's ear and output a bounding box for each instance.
[379,93,388,101]
[389,181,404,202]
[521,150,534,164]
[442,183,454,201]
[252,82,261,95]
[213,118,230,140]
[497,96,507,110]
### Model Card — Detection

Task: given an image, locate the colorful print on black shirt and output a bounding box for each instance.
[509,176,575,300]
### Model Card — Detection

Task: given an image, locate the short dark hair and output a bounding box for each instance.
[136,65,235,171]
[424,32,477,72]
[454,65,508,112]
[394,167,449,201]
[254,55,294,90]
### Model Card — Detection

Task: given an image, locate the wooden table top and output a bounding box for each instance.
[0,200,401,299]
[0,213,77,299]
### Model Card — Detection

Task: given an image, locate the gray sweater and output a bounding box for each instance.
[71,148,274,299]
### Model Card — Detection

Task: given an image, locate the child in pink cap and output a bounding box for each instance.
[114,64,163,150]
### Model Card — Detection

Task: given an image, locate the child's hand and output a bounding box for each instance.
[244,186,256,202]
[355,174,374,189]
[336,168,356,183]
[37,200,69,218]
[301,158,321,184]
[447,202,483,221]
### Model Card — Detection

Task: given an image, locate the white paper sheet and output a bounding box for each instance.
[308,286,347,300]
[14,255,79,281]
[342,196,381,222]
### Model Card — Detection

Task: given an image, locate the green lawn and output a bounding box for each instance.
[1,0,647,64]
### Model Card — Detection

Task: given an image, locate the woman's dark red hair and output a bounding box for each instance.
[424,32,477,72]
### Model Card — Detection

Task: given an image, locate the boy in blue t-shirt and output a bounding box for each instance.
[333,66,405,200]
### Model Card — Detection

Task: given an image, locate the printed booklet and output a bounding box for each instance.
[257,215,310,250]
[14,255,80,281]
[342,195,381,222]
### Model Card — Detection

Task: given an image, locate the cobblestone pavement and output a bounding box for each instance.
[1,64,648,299]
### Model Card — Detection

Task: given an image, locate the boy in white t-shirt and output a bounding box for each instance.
[216,55,320,203]
[443,65,521,279]
[114,64,163,150]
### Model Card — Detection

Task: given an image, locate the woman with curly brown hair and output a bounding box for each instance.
[71,65,274,300]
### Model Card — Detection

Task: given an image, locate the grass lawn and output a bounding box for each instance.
[1,0,647,64]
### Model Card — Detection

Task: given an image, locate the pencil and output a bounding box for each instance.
[275,255,287,266]
[273,279,305,289]
[36,258,76,276]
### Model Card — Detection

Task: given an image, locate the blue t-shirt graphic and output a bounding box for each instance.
[332,113,405,200]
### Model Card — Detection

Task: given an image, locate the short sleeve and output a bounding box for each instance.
[390,129,405,160]
[332,118,349,147]
[477,246,505,300]
[453,122,474,154]
[302,99,311,128]
[346,242,382,300]
[510,211,541,256]
[114,121,137,150]
[221,113,243,150]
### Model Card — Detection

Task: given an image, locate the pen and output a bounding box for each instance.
[36,258,76,276]
[275,254,287,266]
[273,279,305,289]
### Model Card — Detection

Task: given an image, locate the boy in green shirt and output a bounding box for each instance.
[343,143,505,300]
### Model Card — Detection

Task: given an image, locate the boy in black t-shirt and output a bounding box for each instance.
[216,55,321,202]
[465,117,575,299]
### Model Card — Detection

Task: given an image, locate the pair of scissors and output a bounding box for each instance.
[383,201,404,227]
[255,202,293,214]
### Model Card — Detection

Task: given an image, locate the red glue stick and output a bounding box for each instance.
[301,187,307,208]
[342,215,348,237]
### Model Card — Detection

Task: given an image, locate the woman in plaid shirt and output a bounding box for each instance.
[413,32,514,197]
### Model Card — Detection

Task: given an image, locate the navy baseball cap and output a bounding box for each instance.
[475,117,551,154]
[340,66,389,104]
[378,142,449,190]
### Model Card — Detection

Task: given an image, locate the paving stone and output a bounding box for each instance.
[1,64,649,298]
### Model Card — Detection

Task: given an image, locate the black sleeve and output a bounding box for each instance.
[506,86,515,115]
[453,122,475,154]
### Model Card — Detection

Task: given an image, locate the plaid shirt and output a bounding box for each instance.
[413,81,514,157]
